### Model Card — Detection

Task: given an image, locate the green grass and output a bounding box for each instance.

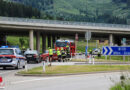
[71,58,130,62]
[19,65,130,75]
[95,56,130,62]
[110,82,130,90]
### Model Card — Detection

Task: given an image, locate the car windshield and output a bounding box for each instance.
[24,50,38,55]
[0,49,14,55]
[56,42,67,47]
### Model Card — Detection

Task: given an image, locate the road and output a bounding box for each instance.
[0,61,125,90]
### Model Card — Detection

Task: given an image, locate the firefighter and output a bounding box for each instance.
[22,46,26,54]
[57,48,61,62]
[89,50,92,55]
[61,47,63,51]
[49,47,53,66]
[66,45,69,55]
[61,50,66,62]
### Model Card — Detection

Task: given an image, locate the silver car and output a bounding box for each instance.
[0,47,26,69]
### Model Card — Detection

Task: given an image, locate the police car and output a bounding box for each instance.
[0,46,26,69]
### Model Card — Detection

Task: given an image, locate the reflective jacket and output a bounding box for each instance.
[49,49,53,55]
[57,50,61,55]
[62,51,66,56]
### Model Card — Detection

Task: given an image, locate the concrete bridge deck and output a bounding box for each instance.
[0,16,130,52]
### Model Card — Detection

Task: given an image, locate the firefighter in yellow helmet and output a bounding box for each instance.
[57,48,61,62]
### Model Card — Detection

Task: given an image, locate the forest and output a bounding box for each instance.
[0,0,41,18]
[2,0,130,24]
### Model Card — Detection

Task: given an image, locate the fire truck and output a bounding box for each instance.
[40,39,76,61]
[55,40,75,56]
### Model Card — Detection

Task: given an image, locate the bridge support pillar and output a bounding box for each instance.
[48,35,52,48]
[42,34,46,53]
[29,30,34,50]
[109,34,114,46]
[52,35,56,48]
[36,31,40,52]
[0,34,7,46]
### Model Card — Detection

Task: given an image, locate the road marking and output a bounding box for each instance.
[0,71,14,75]
[11,77,63,84]
[11,72,122,85]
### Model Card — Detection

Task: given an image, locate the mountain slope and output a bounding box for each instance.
[7,0,130,24]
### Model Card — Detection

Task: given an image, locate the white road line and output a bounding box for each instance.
[0,71,14,75]
[11,72,121,85]
[11,77,63,84]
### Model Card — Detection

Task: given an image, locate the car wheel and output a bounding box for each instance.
[23,65,25,69]
[3,67,6,70]
[15,62,20,69]
[27,61,29,63]
[58,59,61,62]
[36,59,39,63]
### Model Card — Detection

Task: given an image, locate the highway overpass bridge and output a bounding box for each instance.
[0,17,130,52]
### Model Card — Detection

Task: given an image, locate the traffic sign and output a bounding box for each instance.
[85,31,91,40]
[102,46,130,56]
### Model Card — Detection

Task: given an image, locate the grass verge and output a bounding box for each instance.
[110,83,130,90]
[19,65,130,75]
[71,58,130,62]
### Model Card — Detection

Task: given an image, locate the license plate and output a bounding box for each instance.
[1,58,7,61]
[27,55,32,57]
[0,58,7,62]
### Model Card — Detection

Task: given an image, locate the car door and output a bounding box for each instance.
[15,49,25,67]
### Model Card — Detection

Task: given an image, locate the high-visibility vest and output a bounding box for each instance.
[62,51,66,56]
[61,47,63,51]
[66,45,69,48]
[49,49,53,55]
[57,50,61,55]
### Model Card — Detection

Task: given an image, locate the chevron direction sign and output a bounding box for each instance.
[102,46,130,56]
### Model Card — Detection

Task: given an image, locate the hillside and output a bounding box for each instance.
[0,0,41,18]
[6,0,130,24]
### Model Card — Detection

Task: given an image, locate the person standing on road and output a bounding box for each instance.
[66,44,70,56]
[61,50,66,62]
[49,47,53,66]
[57,48,61,62]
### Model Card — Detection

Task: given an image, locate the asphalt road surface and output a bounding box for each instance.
[0,61,126,90]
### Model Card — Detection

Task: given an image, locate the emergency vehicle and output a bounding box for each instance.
[40,39,75,61]
[0,46,26,69]
[55,40,75,56]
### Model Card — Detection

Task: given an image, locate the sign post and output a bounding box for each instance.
[85,31,91,55]
[25,61,28,72]
[75,33,78,54]
[43,61,46,72]
[122,38,126,61]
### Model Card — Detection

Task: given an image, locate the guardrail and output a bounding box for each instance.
[0,16,130,28]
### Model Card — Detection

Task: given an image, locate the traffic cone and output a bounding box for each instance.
[0,76,5,89]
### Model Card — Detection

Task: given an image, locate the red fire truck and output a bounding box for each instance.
[40,40,75,61]
[55,40,75,56]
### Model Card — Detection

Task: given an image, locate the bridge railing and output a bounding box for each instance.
[0,16,130,29]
